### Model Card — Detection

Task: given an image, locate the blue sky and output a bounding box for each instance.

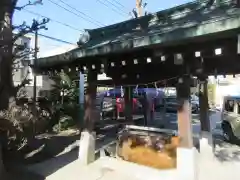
[14,0,192,56]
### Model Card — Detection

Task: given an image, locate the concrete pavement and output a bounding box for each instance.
[198,154,240,180]
[25,137,116,178]
[19,111,240,180]
[43,150,240,180]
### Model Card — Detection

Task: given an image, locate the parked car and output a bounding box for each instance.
[164,95,199,113]
[100,97,142,119]
[100,88,163,119]
[191,95,199,113]
[221,95,240,142]
[165,96,178,112]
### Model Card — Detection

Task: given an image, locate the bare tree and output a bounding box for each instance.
[0,1,19,176]
[0,0,45,110]
[0,0,46,176]
[13,18,49,95]
[0,0,18,111]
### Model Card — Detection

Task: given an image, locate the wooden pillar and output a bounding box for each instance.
[176,76,197,180]
[176,76,193,148]
[199,80,210,132]
[199,79,214,158]
[78,71,97,165]
[83,71,98,132]
[145,92,154,126]
[124,87,133,123]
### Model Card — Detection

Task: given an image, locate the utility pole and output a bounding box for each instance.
[32,18,49,103]
[136,0,142,17]
[33,29,38,103]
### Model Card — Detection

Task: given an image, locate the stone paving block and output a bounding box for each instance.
[97,170,139,180]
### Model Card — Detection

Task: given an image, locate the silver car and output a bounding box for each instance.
[164,95,199,113]
[221,96,240,142]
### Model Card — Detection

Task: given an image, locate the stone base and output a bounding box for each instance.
[199,131,214,159]
[177,147,198,180]
[78,131,96,165]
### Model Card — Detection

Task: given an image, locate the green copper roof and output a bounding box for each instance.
[34,0,240,69]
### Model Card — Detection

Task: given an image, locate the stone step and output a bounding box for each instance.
[45,158,141,180]
[46,157,177,180]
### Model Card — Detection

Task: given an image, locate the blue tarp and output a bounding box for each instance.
[103,88,164,97]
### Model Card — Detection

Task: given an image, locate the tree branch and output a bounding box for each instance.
[15,0,43,11]
[12,21,27,31]
[14,71,31,93]
[0,18,49,50]
[13,18,49,43]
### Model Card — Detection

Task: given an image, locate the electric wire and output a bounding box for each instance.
[57,0,104,27]
[96,0,129,17]
[46,0,102,27]
[23,9,84,33]
[30,32,77,45]
[13,25,76,45]
[111,0,128,10]
[104,0,129,15]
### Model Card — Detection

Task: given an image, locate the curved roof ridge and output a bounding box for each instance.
[79,0,233,45]
[78,1,199,44]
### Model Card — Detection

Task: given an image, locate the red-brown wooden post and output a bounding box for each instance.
[176,76,197,180]
[78,71,97,165]
[176,76,193,148]
[83,71,98,132]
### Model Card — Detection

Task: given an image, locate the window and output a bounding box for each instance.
[24,42,28,48]
[224,100,234,112]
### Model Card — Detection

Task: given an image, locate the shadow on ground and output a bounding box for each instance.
[24,136,115,178]
[6,131,80,165]
[214,136,240,162]
[3,130,80,180]
[5,169,45,180]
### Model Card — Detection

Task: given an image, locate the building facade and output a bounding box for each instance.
[13,35,32,86]
[13,35,45,98]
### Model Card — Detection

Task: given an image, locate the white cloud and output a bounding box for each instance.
[26,34,77,58]
[39,44,77,58]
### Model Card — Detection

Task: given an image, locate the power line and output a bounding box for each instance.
[104,0,129,15]
[111,0,128,9]
[96,0,128,17]
[46,0,102,27]
[38,33,76,45]
[57,0,104,27]
[23,9,84,33]
[33,32,77,45]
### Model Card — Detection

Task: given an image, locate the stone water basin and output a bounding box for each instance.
[116,125,179,169]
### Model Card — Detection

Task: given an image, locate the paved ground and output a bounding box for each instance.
[6,111,240,180]
[154,111,240,163]
[153,111,221,133]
